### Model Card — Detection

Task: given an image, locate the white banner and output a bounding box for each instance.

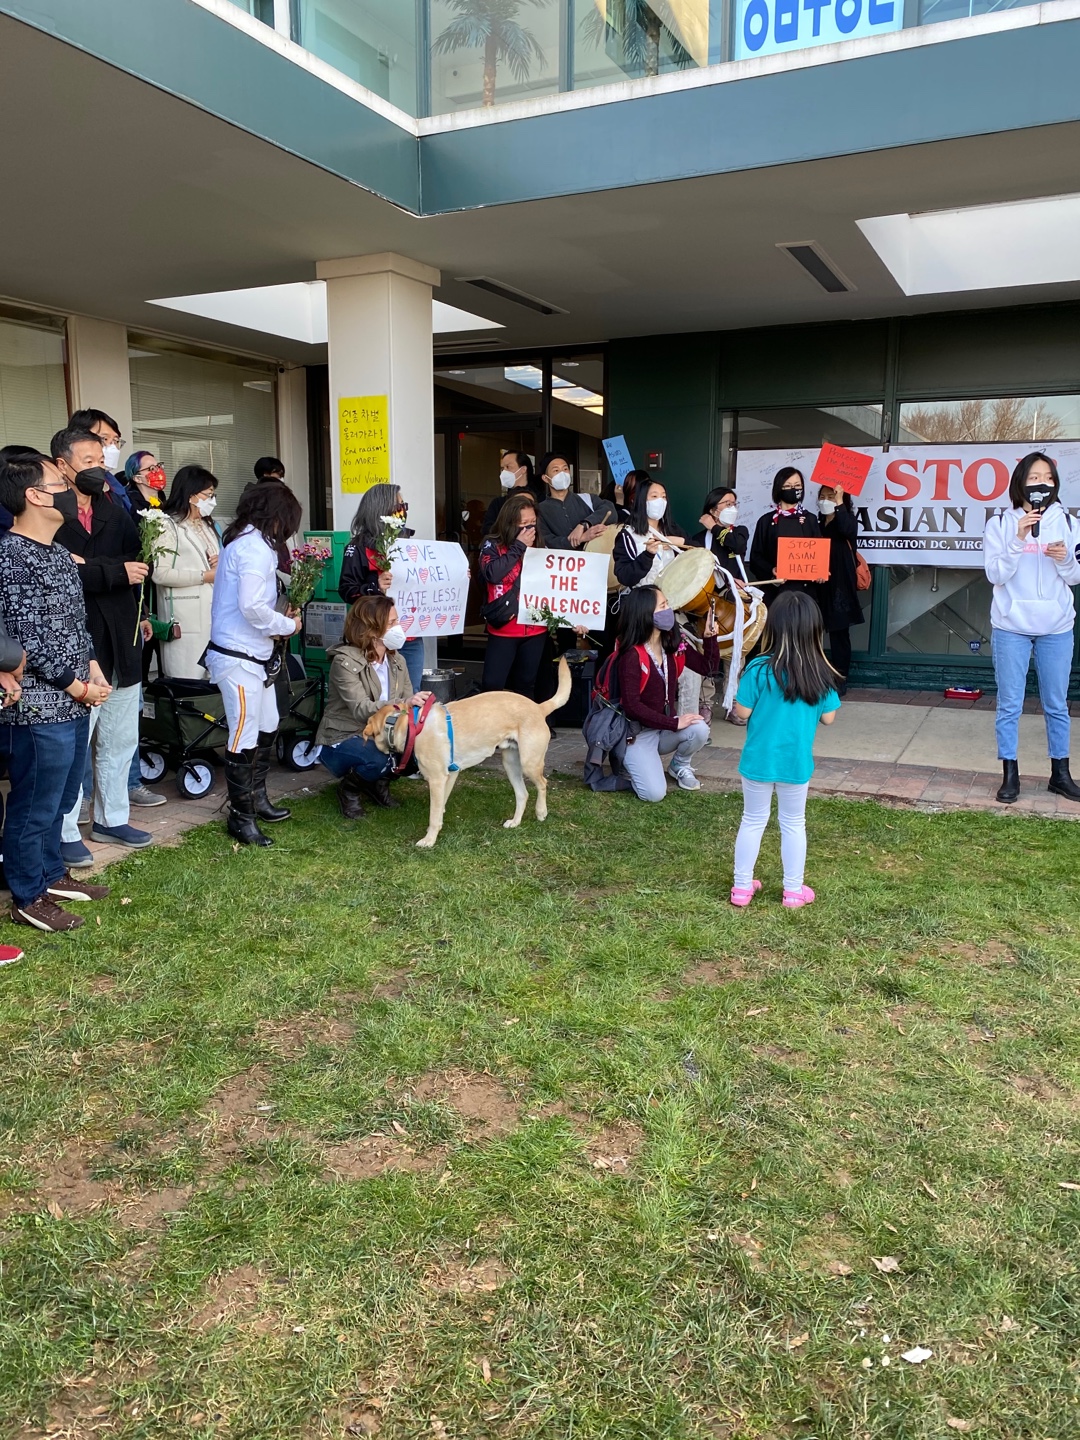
[517,548,609,627]
[389,538,470,638]
[734,443,1080,568]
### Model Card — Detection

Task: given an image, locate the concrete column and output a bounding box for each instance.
[315,253,439,539]
[276,365,312,533]
[66,316,133,446]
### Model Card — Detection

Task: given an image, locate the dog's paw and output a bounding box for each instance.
[502,818,521,829]
[415,835,438,848]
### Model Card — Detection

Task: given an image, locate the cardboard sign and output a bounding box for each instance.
[339,395,389,494]
[602,435,635,486]
[517,548,609,628]
[389,539,469,637]
[809,442,873,497]
[776,536,831,582]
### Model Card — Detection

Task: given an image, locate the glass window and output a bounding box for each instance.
[885,567,992,657]
[225,0,276,23]
[295,0,418,113]
[572,1,710,89]
[918,0,1038,25]
[429,0,562,113]
[735,404,884,450]
[435,360,546,419]
[898,394,1080,444]
[0,316,69,454]
[128,344,277,521]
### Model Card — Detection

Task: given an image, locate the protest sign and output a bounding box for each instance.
[517,548,609,628]
[602,435,635,485]
[389,539,469,637]
[339,395,389,494]
[776,537,831,581]
[809,442,873,497]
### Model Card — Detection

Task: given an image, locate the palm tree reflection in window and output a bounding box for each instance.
[580,1,695,79]
[432,0,549,108]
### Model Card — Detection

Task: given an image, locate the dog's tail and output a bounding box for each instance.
[538,655,572,718]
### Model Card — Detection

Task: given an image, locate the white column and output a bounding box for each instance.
[66,316,133,447]
[276,365,311,534]
[315,253,439,539]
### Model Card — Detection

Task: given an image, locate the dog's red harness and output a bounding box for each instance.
[391,693,438,774]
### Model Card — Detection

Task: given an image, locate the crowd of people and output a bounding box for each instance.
[0,423,1076,947]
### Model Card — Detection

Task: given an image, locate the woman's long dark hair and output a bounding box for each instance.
[489,490,542,549]
[164,464,217,520]
[615,584,681,656]
[222,479,302,548]
[758,589,838,703]
[772,466,805,504]
[627,480,672,537]
[1008,452,1060,509]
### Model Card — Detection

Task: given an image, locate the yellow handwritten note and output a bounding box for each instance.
[339,395,389,494]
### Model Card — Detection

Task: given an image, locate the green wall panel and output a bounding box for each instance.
[717,321,889,407]
[897,305,1080,397]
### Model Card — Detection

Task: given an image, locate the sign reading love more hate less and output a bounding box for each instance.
[389,539,469,638]
[809,442,873,497]
[339,395,389,494]
[517,549,609,627]
[776,537,831,581]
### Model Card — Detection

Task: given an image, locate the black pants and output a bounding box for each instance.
[829,628,852,682]
[482,632,546,700]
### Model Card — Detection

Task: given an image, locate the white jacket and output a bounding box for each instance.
[151,513,220,679]
[983,503,1080,636]
[209,527,295,662]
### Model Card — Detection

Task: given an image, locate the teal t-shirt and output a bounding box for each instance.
[736,656,840,786]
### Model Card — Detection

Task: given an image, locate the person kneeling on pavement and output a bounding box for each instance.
[316,595,431,818]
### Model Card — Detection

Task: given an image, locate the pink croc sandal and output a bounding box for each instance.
[782,885,816,909]
[730,880,762,909]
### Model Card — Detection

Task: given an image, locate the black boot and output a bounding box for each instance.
[1048,757,1080,801]
[252,731,291,822]
[224,750,272,847]
[338,770,367,820]
[359,773,400,809]
[996,759,1020,804]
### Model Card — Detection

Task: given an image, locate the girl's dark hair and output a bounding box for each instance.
[628,478,670,537]
[702,486,736,513]
[164,464,217,519]
[772,467,805,504]
[222,479,302,548]
[489,490,541,549]
[1009,452,1060,509]
[343,594,394,660]
[615,584,681,655]
[759,589,838,704]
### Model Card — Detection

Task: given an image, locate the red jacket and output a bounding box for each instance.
[617,637,719,733]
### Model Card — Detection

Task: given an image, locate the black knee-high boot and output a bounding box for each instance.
[252,730,291,822]
[224,749,272,846]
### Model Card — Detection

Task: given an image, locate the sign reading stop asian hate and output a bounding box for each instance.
[809,442,873,497]
[339,395,389,494]
[777,536,831,581]
[517,549,609,628]
[734,0,901,59]
[389,539,469,638]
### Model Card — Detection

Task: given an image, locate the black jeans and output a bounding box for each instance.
[829,628,852,682]
[482,632,546,700]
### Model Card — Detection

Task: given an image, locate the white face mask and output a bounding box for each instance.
[819,498,836,515]
[382,624,407,652]
[548,472,571,492]
[196,495,217,517]
[499,468,518,489]
[646,497,667,520]
[102,444,121,471]
[717,506,738,526]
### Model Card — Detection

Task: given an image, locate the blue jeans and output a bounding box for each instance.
[319,734,394,781]
[992,627,1074,761]
[402,638,424,694]
[1,716,91,907]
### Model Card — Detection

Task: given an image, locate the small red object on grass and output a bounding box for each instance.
[944,687,983,700]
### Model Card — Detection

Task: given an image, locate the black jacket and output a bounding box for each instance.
[749,508,822,605]
[818,504,864,631]
[338,526,415,605]
[687,523,749,578]
[612,523,686,589]
[56,493,145,688]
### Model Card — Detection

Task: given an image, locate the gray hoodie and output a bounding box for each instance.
[983,502,1080,636]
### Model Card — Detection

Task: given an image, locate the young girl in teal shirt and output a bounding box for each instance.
[730,590,840,910]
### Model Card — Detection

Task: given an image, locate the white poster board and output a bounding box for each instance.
[516,548,609,627]
[389,538,470,638]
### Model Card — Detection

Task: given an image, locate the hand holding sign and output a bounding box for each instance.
[777,536,831,581]
[809,442,873,497]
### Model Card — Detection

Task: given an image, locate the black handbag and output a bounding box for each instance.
[480,590,518,629]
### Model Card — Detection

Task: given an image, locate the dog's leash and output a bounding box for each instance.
[388,693,459,775]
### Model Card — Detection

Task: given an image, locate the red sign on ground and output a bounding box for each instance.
[777,536,831,582]
[809,442,873,497]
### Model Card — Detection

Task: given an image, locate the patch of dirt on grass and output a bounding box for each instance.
[682,959,749,987]
[727,1231,767,1270]
[423,1254,512,1296]
[369,970,411,1001]
[410,1070,520,1139]
[35,1145,117,1217]
[191,1264,273,1332]
[306,1401,384,1437]
[585,1120,645,1174]
[87,976,118,996]
[1009,1072,1074,1106]
[255,1013,355,1060]
[13,1379,116,1438]
[942,939,1015,968]
[323,1135,445,1180]
[753,1044,808,1065]
[117,1185,193,1228]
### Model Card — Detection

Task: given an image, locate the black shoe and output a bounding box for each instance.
[224,751,272,847]
[338,771,367,820]
[252,736,291,823]
[1048,757,1080,801]
[996,759,1020,804]
[359,775,400,809]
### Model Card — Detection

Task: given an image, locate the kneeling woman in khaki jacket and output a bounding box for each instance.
[316,595,428,818]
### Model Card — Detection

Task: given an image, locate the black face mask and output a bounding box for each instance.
[73,466,110,497]
[1026,484,1054,511]
[779,488,803,504]
[50,489,79,522]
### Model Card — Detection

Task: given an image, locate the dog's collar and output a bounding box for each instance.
[392,694,439,774]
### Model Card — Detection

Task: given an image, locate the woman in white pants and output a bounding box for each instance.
[205,483,301,846]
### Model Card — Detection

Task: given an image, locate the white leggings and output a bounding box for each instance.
[733,778,810,892]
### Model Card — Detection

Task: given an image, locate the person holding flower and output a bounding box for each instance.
[338,483,424,693]
[150,465,221,679]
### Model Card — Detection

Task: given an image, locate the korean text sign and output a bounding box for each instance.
[339,395,389,494]
[389,539,469,638]
[517,549,609,627]
[735,0,901,59]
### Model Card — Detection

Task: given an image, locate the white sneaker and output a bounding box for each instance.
[670,762,701,791]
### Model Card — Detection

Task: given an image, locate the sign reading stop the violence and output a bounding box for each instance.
[517,548,609,628]
[776,537,831,581]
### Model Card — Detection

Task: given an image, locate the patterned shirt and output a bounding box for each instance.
[0,531,93,726]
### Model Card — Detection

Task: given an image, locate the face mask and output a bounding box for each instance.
[196,495,217,517]
[819,498,836,515]
[102,444,122,471]
[74,466,110,497]
[142,465,166,491]
[382,624,407,652]
[653,606,676,631]
[1026,484,1054,510]
[49,488,79,522]
[646,497,667,520]
[548,472,571,492]
[717,506,738,526]
[779,488,802,504]
[499,469,518,490]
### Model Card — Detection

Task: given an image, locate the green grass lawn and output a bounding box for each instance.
[0,774,1078,1440]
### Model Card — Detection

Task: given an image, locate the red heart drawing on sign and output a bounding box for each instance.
[418,613,431,630]
[435,613,447,626]
[450,613,460,627]
[418,568,429,583]
[406,544,420,562]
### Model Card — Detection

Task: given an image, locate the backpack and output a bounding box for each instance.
[581,645,641,793]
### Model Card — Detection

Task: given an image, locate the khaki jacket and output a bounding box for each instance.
[316,642,411,748]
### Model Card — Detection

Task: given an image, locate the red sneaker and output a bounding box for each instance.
[0,943,24,965]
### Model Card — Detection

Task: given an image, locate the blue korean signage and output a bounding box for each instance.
[734,0,901,59]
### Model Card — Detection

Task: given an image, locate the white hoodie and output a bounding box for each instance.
[983,502,1080,635]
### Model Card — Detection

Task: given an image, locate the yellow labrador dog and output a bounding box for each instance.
[362,658,571,848]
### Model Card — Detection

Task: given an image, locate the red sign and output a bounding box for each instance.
[776,536,831,582]
[810,442,873,497]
